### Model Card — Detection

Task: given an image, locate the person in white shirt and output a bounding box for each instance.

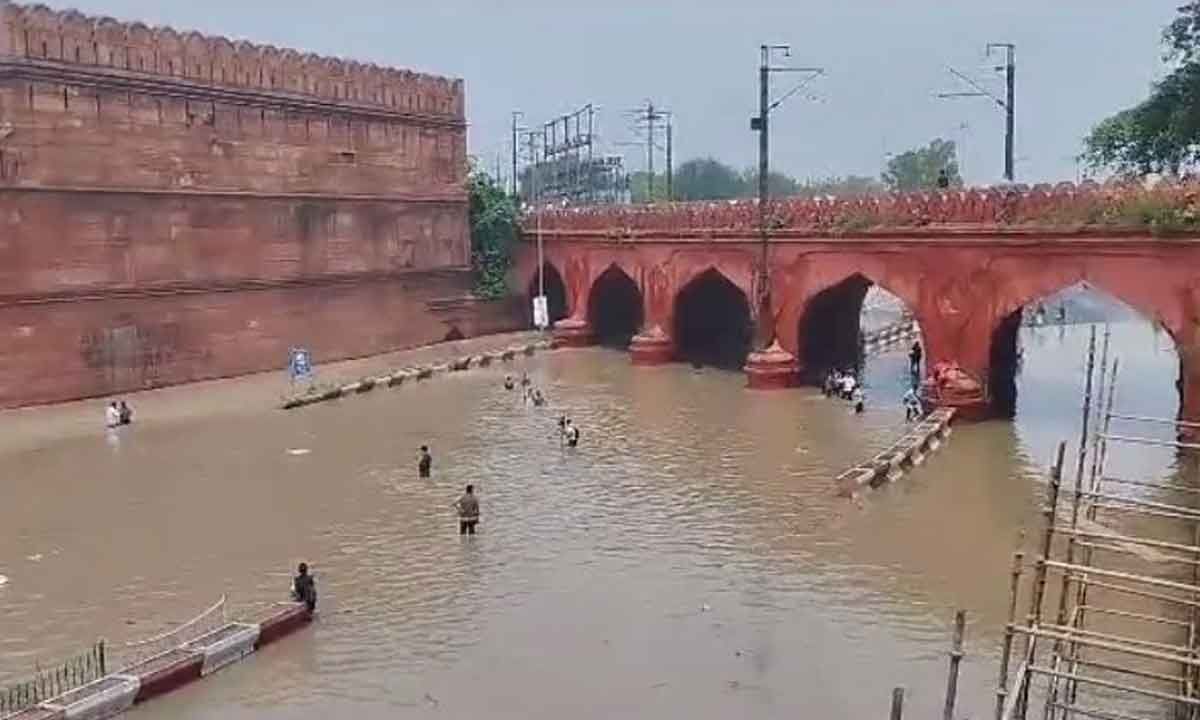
[104,402,121,428]
[840,374,857,399]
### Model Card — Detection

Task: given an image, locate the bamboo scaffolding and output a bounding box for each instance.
[1109,414,1200,430]
[1097,434,1200,451]
[991,329,1200,720]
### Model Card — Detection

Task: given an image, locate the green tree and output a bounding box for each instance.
[673,157,746,200]
[740,168,801,198]
[1083,4,1200,176]
[881,139,963,192]
[627,171,671,203]
[468,170,518,299]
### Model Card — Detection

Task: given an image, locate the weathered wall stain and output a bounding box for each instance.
[0,3,517,408]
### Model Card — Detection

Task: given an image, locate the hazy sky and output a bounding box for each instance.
[40,0,1181,184]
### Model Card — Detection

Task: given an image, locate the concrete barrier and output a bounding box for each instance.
[281,338,559,411]
[5,707,65,720]
[42,675,139,720]
[254,603,312,649]
[127,650,203,704]
[2,599,314,720]
[833,407,956,497]
[183,624,260,677]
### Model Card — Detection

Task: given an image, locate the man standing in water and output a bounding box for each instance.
[909,341,923,377]
[418,445,433,479]
[105,401,120,429]
[455,484,480,535]
[292,562,317,613]
[562,419,580,448]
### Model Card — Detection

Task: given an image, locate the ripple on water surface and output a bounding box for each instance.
[0,328,1186,719]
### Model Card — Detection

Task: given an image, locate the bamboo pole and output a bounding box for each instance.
[1071,577,1200,609]
[1077,605,1190,628]
[1070,490,1200,520]
[1072,657,1183,685]
[1044,560,1200,595]
[1046,701,1154,720]
[1055,526,1200,557]
[890,686,904,720]
[1020,440,1067,719]
[997,546,1026,720]
[1186,472,1200,720]
[1049,326,1097,718]
[1027,665,1200,706]
[1109,413,1200,429]
[1098,434,1200,451]
[1097,474,1200,496]
[944,610,966,720]
[1011,625,1200,668]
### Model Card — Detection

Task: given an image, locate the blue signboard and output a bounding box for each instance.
[289,347,313,381]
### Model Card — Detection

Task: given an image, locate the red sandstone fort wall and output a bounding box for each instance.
[0,2,517,408]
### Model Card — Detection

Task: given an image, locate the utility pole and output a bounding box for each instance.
[991,43,1016,183]
[750,44,823,348]
[665,112,674,201]
[511,111,523,199]
[622,102,670,203]
[647,101,655,202]
[525,131,544,324]
[937,43,1015,183]
[757,46,770,314]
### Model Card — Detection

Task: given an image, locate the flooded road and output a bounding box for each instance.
[0,320,1188,719]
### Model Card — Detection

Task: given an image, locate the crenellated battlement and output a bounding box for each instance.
[528,179,1200,236]
[0,0,464,118]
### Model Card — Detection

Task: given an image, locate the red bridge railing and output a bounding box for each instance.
[523,179,1200,235]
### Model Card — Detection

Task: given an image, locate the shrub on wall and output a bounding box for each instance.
[468,171,519,299]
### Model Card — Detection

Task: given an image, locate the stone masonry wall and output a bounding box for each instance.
[0,2,501,408]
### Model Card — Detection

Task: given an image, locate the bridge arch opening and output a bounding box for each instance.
[987,281,1179,422]
[674,269,752,370]
[587,265,643,349]
[527,262,568,327]
[798,274,921,388]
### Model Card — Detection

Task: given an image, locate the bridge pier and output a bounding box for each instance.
[1178,346,1200,440]
[630,325,675,365]
[552,317,594,348]
[744,341,799,390]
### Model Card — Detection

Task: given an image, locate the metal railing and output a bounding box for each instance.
[0,640,106,715]
[116,595,227,669]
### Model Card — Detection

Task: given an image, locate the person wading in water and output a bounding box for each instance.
[455,484,480,535]
[418,445,433,479]
[909,341,923,377]
[292,562,317,613]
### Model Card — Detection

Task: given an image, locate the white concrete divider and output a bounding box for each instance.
[832,407,956,497]
[183,624,260,677]
[42,675,139,720]
[1,606,315,720]
[281,338,559,411]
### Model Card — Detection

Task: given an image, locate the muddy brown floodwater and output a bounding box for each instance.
[0,321,1188,719]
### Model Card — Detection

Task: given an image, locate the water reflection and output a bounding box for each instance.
[0,319,1186,720]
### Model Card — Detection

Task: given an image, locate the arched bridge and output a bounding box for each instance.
[514,182,1200,424]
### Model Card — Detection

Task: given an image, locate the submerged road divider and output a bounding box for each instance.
[861,316,919,357]
[835,407,956,499]
[0,602,312,720]
[281,338,557,410]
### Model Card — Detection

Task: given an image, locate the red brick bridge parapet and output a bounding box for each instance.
[514,181,1200,425]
